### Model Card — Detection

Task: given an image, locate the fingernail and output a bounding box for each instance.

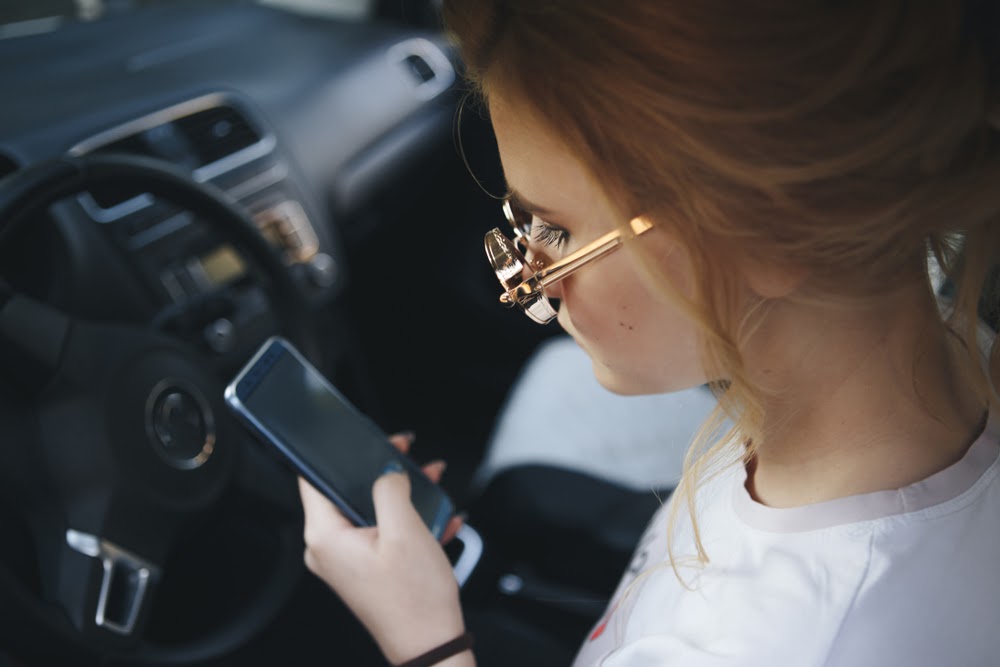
[398,430,417,443]
[381,461,405,476]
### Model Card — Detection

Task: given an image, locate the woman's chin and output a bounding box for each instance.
[591,361,657,396]
[591,360,703,397]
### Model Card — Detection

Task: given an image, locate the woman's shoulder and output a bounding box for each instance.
[580,431,1000,667]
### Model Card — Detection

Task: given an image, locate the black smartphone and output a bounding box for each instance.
[224,335,454,540]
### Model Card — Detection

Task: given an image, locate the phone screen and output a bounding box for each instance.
[226,337,453,538]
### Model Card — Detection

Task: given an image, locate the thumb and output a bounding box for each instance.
[372,463,419,538]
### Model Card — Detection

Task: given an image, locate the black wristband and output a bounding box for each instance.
[395,632,475,667]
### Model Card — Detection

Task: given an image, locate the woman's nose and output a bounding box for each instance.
[543,279,564,300]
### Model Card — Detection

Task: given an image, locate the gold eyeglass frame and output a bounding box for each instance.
[484,199,653,324]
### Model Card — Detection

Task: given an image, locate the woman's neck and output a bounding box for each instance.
[743,286,986,508]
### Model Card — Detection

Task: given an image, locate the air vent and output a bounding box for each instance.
[92,104,261,171]
[79,100,267,212]
[173,105,262,167]
[404,54,435,84]
[388,38,455,101]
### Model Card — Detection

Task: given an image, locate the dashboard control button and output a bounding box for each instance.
[203,317,235,353]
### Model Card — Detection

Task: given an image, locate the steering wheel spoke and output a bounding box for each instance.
[61,528,163,640]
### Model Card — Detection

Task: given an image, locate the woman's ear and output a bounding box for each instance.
[741,258,809,299]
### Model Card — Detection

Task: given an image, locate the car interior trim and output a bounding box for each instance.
[69,92,276,224]
[386,36,457,101]
[65,529,160,638]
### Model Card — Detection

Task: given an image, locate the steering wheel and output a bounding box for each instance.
[0,153,325,665]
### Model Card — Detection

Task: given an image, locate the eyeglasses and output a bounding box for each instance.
[484,198,653,324]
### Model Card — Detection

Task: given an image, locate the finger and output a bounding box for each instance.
[388,430,416,454]
[421,459,447,484]
[298,476,352,532]
[371,464,419,538]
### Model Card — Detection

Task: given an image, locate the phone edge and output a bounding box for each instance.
[223,335,373,528]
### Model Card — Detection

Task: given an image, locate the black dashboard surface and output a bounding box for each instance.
[0,2,457,191]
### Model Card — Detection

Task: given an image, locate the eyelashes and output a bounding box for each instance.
[505,199,572,250]
[531,220,571,249]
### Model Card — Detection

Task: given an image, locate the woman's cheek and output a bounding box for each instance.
[557,278,617,352]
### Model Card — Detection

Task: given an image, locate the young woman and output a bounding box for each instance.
[297,1,1000,665]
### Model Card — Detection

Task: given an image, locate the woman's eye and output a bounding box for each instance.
[531,221,571,249]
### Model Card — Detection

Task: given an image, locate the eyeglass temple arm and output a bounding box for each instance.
[499,217,653,306]
[536,216,653,287]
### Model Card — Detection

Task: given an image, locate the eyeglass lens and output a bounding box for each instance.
[502,199,533,239]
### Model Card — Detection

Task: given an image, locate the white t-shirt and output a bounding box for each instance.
[572,414,1000,667]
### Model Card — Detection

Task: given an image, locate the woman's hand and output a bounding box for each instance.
[298,433,468,665]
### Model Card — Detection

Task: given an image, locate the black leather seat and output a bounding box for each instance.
[460,464,672,660]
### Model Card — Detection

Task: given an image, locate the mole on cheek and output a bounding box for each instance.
[617,303,634,331]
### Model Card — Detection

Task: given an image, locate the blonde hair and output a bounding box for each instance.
[442,0,1000,571]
